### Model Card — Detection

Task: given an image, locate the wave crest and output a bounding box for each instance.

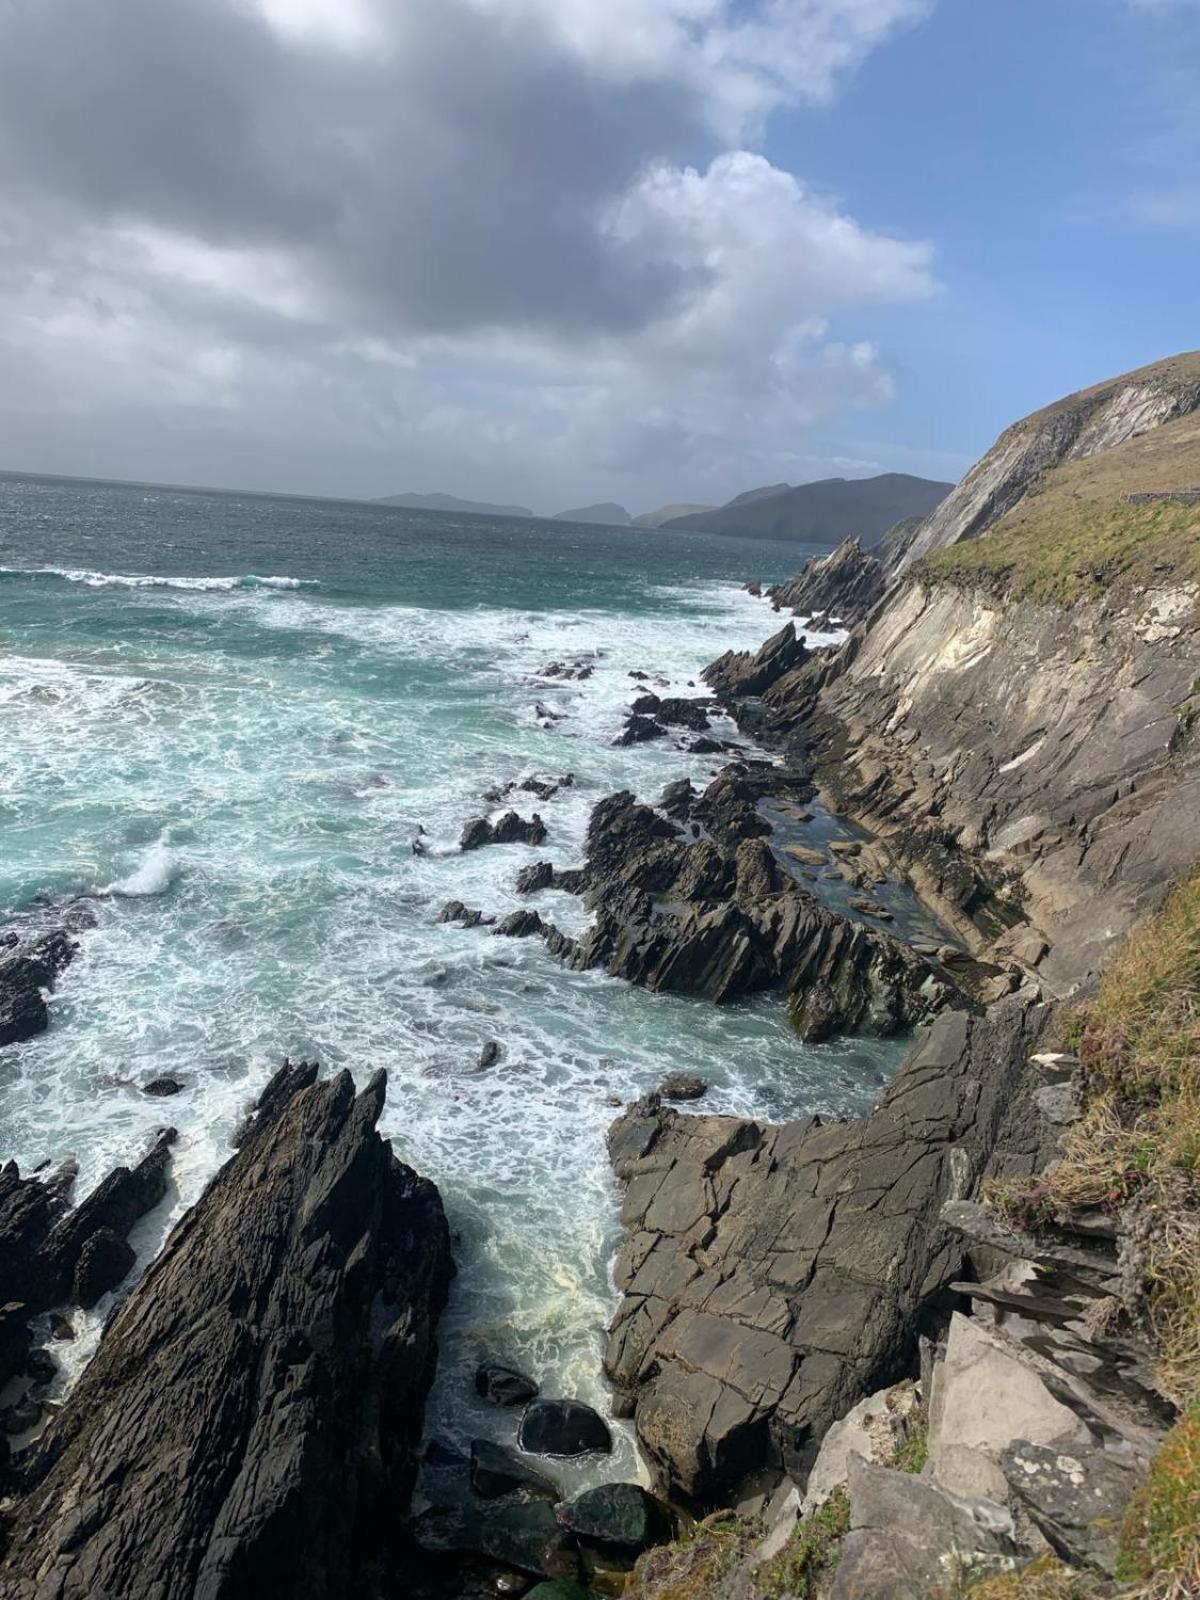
[0,566,313,593]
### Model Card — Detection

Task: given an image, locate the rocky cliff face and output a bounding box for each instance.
[895,350,1200,573]
[0,1063,452,1600]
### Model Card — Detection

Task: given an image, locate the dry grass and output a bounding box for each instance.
[622,1513,751,1600]
[962,1554,1089,1598]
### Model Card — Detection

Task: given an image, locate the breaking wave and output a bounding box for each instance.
[0,566,312,592]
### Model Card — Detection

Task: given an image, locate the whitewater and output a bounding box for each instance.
[0,472,905,1490]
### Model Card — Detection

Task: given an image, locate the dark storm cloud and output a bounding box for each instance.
[0,0,705,339]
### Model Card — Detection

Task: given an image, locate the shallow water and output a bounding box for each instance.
[0,473,908,1486]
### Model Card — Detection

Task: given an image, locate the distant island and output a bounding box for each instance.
[551,502,633,527]
[662,472,953,543]
[374,491,535,519]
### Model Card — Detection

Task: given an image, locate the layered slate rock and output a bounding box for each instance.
[0,1125,176,1388]
[603,995,1048,1503]
[0,1062,452,1600]
[702,620,808,701]
[553,784,957,1041]
[767,537,887,627]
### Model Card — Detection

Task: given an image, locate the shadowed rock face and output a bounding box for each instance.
[0,1063,452,1600]
[0,930,78,1048]
[766,538,887,628]
[603,995,1051,1504]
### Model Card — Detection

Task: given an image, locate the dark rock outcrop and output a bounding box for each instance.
[0,929,79,1048]
[702,621,807,701]
[475,1363,538,1407]
[0,1064,452,1600]
[767,537,886,626]
[556,787,957,1040]
[614,715,668,746]
[603,995,1050,1503]
[461,812,548,850]
[555,1483,671,1558]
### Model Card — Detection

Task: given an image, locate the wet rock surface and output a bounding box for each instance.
[460,812,548,850]
[767,537,886,627]
[518,1398,613,1458]
[603,995,1050,1502]
[0,929,79,1048]
[0,1062,453,1600]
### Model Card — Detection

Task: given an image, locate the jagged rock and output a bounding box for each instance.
[516,862,556,895]
[470,1439,559,1501]
[461,813,548,850]
[801,1379,921,1514]
[518,1399,612,1458]
[657,779,695,820]
[655,698,712,732]
[703,621,807,700]
[0,929,79,1048]
[768,538,886,626]
[657,1074,707,1102]
[439,901,494,928]
[73,1226,136,1309]
[143,1075,184,1096]
[999,1437,1144,1576]
[927,1313,1090,1502]
[614,715,668,746]
[493,910,549,939]
[603,997,1050,1502]
[555,1482,670,1556]
[559,787,954,1037]
[830,1455,1022,1600]
[631,693,661,715]
[476,1363,538,1407]
[0,1064,452,1599]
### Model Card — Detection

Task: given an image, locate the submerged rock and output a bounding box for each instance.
[0,1063,453,1599]
[476,1362,539,1407]
[518,1398,613,1458]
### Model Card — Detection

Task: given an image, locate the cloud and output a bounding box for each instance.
[0,0,937,505]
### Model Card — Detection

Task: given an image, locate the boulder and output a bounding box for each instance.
[143,1075,184,1097]
[475,1362,539,1407]
[439,901,494,928]
[413,1497,581,1581]
[801,1379,921,1514]
[927,1313,1090,1502]
[0,1064,453,1599]
[523,1583,591,1600]
[555,1482,671,1556]
[655,698,712,733]
[479,1041,503,1069]
[493,910,549,939]
[470,1439,559,1501]
[657,779,695,820]
[999,1437,1144,1576]
[830,1455,1022,1600]
[518,1399,613,1458]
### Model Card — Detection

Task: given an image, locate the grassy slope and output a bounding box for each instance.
[917,413,1200,606]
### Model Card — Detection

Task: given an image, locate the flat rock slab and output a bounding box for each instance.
[604,995,1050,1502]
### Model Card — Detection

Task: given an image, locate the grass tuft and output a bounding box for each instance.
[755,1485,850,1599]
[1117,1400,1200,1590]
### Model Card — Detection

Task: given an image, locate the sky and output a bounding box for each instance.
[0,0,1197,514]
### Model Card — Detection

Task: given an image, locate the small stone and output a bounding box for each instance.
[143,1076,184,1097]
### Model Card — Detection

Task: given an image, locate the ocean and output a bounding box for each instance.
[0,471,906,1489]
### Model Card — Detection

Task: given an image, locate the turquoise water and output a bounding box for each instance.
[0,473,906,1485]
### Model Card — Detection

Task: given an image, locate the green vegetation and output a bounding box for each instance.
[918,496,1200,607]
[756,1487,850,1599]
[915,407,1200,608]
[890,1423,929,1475]
[1117,1400,1200,1592]
[988,865,1200,1401]
[623,1513,751,1600]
